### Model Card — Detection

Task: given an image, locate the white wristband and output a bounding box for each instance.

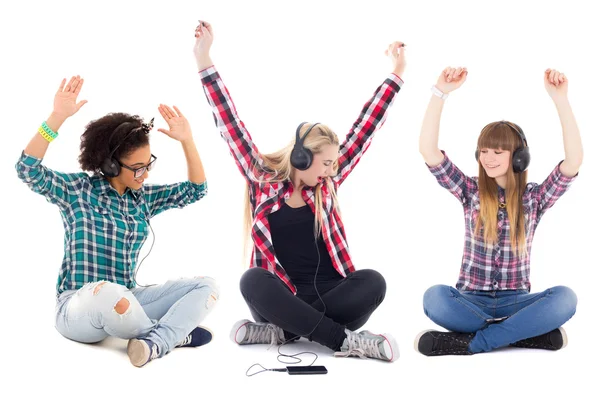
[431,85,449,100]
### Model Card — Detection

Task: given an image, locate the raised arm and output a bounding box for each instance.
[419,67,468,167]
[16,76,88,206]
[194,20,265,183]
[544,68,583,177]
[157,104,206,184]
[138,105,209,218]
[25,76,87,159]
[334,41,406,186]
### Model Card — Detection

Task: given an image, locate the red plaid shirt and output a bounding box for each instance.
[200,66,403,294]
[428,152,577,291]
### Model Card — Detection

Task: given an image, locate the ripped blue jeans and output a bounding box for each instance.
[55,277,219,357]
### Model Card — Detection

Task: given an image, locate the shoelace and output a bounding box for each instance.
[179,334,192,347]
[434,333,471,351]
[246,323,282,346]
[514,334,553,349]
[337,332,384,360]
[149,343,159,361]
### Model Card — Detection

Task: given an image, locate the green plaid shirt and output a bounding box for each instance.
[16,151,207,295]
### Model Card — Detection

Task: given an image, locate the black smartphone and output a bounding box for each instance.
[286,366,328,375]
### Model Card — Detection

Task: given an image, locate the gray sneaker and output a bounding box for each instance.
[230,319,285,346]
[334,329,399,362]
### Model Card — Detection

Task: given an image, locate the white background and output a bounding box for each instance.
[1,0,598,399]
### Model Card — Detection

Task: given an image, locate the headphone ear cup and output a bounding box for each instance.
[475,148,480,162]
[101,157,120,177]
[290,147,313,171]
[512,147,530,173]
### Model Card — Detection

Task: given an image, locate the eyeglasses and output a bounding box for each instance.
[119,154,157,178]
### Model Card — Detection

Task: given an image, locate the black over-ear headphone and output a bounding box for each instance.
[290,122,320,171]
[100,122,141,178]
[475,121,530,173]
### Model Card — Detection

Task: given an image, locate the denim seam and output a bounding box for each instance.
[501,288,553,320]
[451,293,490,321]
[135,280,210,307]
[493,292,547,309]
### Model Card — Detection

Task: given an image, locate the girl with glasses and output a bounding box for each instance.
[16,77,219,367]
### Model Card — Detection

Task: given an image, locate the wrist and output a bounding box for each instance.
[46,112,68,132]
[196,55,213,72]
[392,67,404,79]
[181,137,195,146]
[551,95,569,105]
[431,85,449,100]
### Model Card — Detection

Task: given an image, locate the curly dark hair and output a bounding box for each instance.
[79,112,150,173]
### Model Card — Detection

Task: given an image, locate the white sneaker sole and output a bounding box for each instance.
[127,339,150,367]
[229,319,252,344]
[558,326,568,349]
[414,329,436,354]
[380,333,400,362]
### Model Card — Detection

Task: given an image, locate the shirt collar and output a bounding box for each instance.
[91,174,142,200]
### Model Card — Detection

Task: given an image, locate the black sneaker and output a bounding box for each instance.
[510,327,567,350]
[176,326,214,348]
[414,330,474,356]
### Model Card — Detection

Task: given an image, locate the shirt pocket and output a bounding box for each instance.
[90,205,116,232]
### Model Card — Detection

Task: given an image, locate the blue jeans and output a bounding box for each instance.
[422,284,577,353]
[55,277,219,357]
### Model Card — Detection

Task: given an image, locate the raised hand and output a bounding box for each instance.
[157,104,193,143]
[194,20,214,71]
[544,68,568,100]
[53,75,87,118]
[385,41,406,78]
[435,66,468,94]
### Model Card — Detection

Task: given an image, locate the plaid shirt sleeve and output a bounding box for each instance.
[334,74,403,186]
[15,151,84,207]
[199,66,264,182]
[427,151,478,204]
[143,180,207,218]
[531,160,577,216]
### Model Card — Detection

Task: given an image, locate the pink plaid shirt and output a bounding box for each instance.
[428,151,577,291]
[200,66,403,294]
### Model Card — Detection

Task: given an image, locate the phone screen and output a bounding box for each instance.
[286,366,328,375]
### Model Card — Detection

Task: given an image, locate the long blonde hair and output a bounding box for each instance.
[475,121,528,257]
[243,123,341,259]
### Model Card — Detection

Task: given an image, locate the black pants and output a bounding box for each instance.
[239,268,386,351]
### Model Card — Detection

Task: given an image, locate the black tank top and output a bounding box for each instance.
[268,203,341,290]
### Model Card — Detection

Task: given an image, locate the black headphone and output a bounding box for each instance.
[290,122,320,171]
[100,122,138,177]
[475,121,530,173]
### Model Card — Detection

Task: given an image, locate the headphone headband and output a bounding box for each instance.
[295,122,320,145]
[107,117,155,159]
[499,120,528,148]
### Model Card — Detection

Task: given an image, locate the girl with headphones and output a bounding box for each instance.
[415,66,583,356]
[195,21,403,362]
[15,77,219,367]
